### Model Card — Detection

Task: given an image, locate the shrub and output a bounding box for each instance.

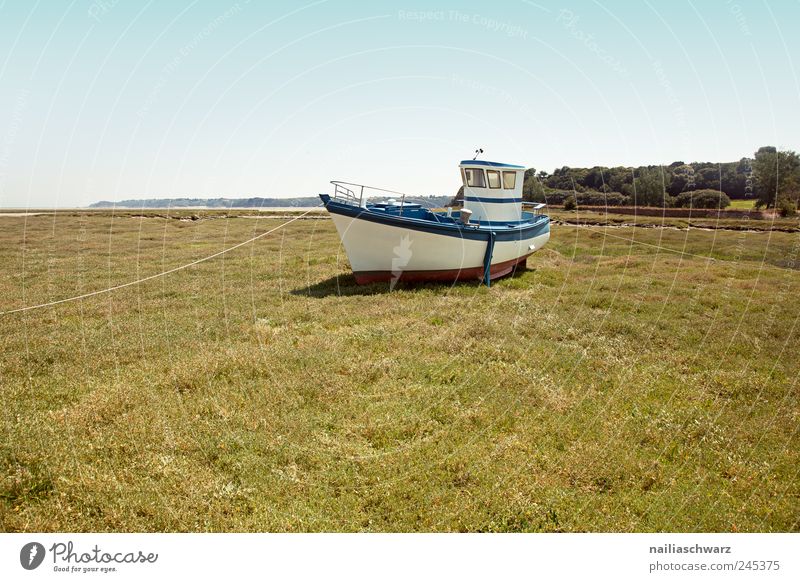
[674,189,731,209]
[563,195,576,211]
[777,198,797,217]
[544,190,630,207]
[578,192,630,206]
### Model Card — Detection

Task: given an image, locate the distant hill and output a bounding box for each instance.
[89,197,321,209]
[89,195,453,209]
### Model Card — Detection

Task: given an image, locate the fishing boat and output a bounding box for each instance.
[319,158,550,286]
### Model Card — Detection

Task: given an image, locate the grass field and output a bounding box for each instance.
[728,199,757,209]
[1,210,799,532]
[549,206,796,232]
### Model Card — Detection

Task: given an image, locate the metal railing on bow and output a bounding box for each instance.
[330,181,416,209]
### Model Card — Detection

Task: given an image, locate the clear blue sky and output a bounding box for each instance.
[0,0,798,207]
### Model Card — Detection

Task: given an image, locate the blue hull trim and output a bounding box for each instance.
[472,219,539,227]
[320,195,550,242]
[482,231,497,287]
[464,196,523,204]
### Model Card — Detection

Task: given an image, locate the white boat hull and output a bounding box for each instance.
[329,212,550,284]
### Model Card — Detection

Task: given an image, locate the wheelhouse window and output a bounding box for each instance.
[464,168,486,188]
[503,171,517,189]
[487,170,501,189]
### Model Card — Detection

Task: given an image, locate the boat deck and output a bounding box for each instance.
[321,195,548,231]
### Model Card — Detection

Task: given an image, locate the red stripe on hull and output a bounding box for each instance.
[353,254,531,285]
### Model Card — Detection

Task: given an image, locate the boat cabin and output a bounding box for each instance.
[459,160,525,224]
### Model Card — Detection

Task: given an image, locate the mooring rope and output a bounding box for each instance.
[0,207,321,317]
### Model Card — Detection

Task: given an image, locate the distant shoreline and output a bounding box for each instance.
[0,207,329,213]
[87,195,453,210]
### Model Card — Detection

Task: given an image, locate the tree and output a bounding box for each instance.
[545,167,591,192]
[632,167,673,207]
[607,167,631,194]
[667,164,694,195]
[752,146,800,208]
[695,167,719,191]
[584,166,608,190]
[719,162,744,198]
[522,169,546,202]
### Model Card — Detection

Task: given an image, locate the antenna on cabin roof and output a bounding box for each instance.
[472,148,484,160]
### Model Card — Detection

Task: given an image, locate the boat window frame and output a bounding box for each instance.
[464,167,486,189]
[486,170,502,189]
[502,171,517,189]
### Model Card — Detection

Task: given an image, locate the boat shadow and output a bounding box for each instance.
[292,267,533,298]
[290,274,391,297]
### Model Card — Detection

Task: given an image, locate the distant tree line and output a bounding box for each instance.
[89,197,323,208]
[90,195,456,209]
[513,146,800,213]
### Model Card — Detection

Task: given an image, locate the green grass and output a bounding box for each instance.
[1,211,798,532]
[728,199,757,209]
[549,206,796,232]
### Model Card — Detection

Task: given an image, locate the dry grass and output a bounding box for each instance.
[549,206,794,232]
[0,210,798,532]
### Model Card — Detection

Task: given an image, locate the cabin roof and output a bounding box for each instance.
[459,160,525,169]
